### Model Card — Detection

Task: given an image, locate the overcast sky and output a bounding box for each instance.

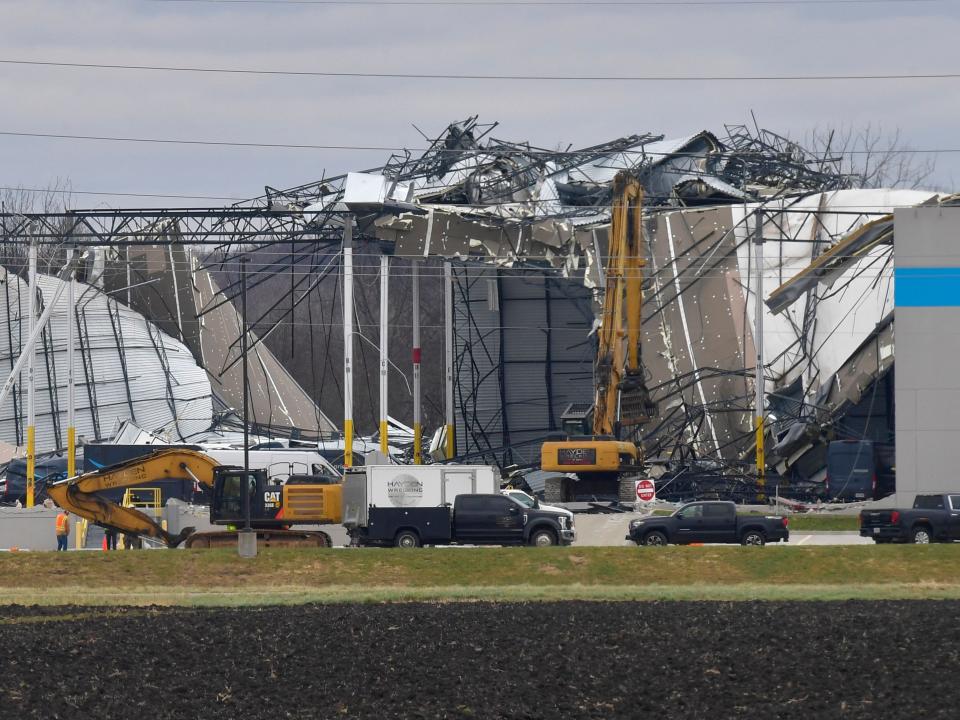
[1,0,957,208]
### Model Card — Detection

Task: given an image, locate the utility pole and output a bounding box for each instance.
[753,208,766,498]
[342,218,355,469]
[26,241,36,508]
[412,259,422,464]
[66,247,76,478]
[238,255,256,557]
[443,261,455,460]
[379,254,389,455]
[241,255,250,520]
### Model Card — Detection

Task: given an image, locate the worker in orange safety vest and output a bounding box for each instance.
[55,510,70,551]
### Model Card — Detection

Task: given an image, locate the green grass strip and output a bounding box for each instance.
[1,583,959,607]
[0,544,954,605]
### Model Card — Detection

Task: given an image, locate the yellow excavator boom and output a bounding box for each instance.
[594,172,654,435]
[46,449,220,548]
[540,172,655,481]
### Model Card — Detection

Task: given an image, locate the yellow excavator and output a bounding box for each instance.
[540,172,656,501]
[47,448,343,548]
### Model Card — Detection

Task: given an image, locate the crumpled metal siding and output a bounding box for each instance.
[100,241,336,435]
[0,268,213,453]
[635,189,932,464]
[640,205,752,459]
[560,133,719,192]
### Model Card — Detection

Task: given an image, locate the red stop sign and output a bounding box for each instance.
[635,479,656,502]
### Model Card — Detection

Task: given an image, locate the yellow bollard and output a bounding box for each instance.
[26,425,35,508]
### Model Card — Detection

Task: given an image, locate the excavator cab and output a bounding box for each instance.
[210,467,264,525]
[209,466,343,529]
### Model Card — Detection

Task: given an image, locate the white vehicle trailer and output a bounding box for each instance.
[342,464,499,546]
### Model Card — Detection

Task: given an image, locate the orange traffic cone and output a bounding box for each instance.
[102,536,108,551]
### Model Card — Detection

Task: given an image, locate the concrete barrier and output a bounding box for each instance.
[0,507,69,551]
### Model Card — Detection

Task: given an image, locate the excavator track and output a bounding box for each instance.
[185,530,333,549]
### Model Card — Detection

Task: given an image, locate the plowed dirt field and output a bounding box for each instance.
[2,601,956,719]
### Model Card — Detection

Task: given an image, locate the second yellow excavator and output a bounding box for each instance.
[540,172,657,501]
[46,448,343,548]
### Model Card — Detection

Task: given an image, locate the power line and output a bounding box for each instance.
[0,130,399,152]
[0,256,907,276]
[146,0,947,5]
[1,129,956,156]
[0,185,244,201]
[0,58,957,82]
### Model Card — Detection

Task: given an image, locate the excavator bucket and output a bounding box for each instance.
[47,480,193,548]
[618,370,657,427]
[45,448,221,548]
[168,527,196,548]
[44,448,338,550]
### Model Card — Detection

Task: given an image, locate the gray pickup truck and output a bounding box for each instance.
[626,501,789,547]
[859,493,960,544]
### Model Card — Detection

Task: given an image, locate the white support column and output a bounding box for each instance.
[26,242,36,507]
[66,247,76,478]
[412,259,422,464]
[379,254,389,454]
[753,209,766,496]
[342,219,355,469]
[443,260,454,460]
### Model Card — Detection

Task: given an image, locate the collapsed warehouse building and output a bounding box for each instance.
[355,118,949,499]
[1,117,954,500]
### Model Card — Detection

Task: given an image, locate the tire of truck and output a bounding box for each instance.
[741,530,766,547]
[642,530,668,547]
[528,527,558,547]
[394,530,421,548]
[911,525,932,544]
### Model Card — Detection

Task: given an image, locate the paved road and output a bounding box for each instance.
[778,531,872,546]
[573,513,873,546]
[573,513,641,546]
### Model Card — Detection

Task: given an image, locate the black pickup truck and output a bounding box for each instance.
[626,501,789,546]
[350,493,576,548]
[859,493,960,544]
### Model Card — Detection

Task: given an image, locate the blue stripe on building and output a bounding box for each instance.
[895,267,960,307]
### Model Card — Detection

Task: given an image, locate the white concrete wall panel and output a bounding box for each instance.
[894,207,960,502]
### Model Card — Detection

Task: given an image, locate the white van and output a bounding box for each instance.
[200,448,338,483]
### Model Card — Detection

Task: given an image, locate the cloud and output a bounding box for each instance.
[0,0,956,202]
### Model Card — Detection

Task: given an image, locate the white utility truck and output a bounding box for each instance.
[342,464,498,546]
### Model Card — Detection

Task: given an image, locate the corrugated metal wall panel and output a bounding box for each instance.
[453,265,594,467]
[453,266,504,463]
